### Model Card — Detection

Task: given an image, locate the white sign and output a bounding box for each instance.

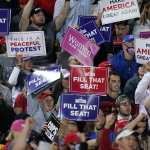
[101,0,140,25]
[5,31,46,57]
[135,38,150,64]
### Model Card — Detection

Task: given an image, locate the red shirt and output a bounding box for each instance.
[99,128,118,150]
[14,94,27,113]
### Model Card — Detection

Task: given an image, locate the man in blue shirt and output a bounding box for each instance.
[108,35,139,89]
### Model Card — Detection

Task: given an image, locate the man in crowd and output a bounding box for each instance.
[100,71,121,114]
[53,0,95,68]
[108,35,138,88]
[115,129,140,150]
[27,7,56,66]
[115,95,132,133]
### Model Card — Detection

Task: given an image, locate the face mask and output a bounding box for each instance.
[127,47,135,56]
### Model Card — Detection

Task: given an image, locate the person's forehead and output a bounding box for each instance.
[33,11,45,17]
[125,134,136,140]
[110,75,120,80]
[119,100,130,105]
[116,24,128,28]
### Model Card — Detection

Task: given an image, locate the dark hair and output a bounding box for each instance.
[140,0,150,12]
[115,21,129,26]
[108,70,120,81]
[92,0,99,4]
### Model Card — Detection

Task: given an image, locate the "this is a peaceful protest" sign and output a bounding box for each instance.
[5,31,46,57]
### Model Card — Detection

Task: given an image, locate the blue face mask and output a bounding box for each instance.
[127,47,135,56]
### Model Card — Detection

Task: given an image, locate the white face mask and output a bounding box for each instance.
[127,47,135,56]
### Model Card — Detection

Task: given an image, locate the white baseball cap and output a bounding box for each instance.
[116,129,135,141]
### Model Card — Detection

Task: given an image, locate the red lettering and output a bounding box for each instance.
[137,48,150,55]
[10,42,15,46]
[137,48,141,54]
[104,1,133,11]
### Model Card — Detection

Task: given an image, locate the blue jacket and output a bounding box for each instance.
[108,51,138,83]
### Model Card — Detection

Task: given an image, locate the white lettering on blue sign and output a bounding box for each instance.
[0,18,6,23]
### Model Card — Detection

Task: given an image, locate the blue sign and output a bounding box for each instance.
[78,16,112,42]
[27,68,61,94]
[99,24,112,42]
[0,9,11,36]
[78,21,104,45]
[61,93,100,121]
[78,15,97,27]
[27,74,49,94]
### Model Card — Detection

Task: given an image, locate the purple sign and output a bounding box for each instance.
[61,27,99,66]
[61,93,99,121]
[78,16,112,42]
[27,74,49,94]
[99,24,112,42]
[0,9,11,36]
[78,21,104,45]
[140,32,150,39]
[78,15,97,27]
[27,68,61,94]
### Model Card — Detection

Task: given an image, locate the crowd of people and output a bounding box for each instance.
[0,0,150,149]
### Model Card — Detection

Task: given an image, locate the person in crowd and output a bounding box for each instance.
[135,62,150,127]
[18,0,56,31]
[53,0,97,68]
[27,7,56,66]
[8,55,33,106]
[0,81,12,106]
[36,90,55,120]
[14,85,27,114]
[114,21,130,41]
[133,0,150,37]
[115,95,132,133]
[108,34,139,88]
[98,112,117,150]
[0,92,15,144]
[19,0,56,66]
[0,55,15,85]
[10,0,29,31]
[125,113,150,150]
[53,69,70,104]
[124,65,145,101]
[115,128,141,150]
[34,0,56,20]
[94,20,130,66]
[5,117,34,150]
[100,71,121,114]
